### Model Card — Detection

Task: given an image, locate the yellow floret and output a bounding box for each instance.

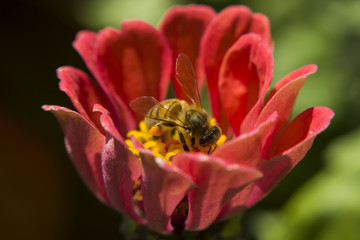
[139,121,148,132]
[125,139,139,157]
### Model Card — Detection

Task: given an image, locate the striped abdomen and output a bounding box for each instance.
[145,99,185,128]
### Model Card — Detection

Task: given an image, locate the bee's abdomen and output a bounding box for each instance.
[146,99,183,127]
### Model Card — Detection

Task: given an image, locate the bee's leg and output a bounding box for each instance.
[178,130,190,151]
[191,137,195,149]
[208,143,217,154]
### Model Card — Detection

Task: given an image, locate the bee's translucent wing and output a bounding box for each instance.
[129,96,187,129]
[129,96,159,116]
[175,53,202,108]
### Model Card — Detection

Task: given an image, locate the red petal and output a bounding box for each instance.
[240,100,263,133]
[243,107,334,207]
[57,66,110,134]
[265,64,318,104]
[213,112,277,166]
[243,155,291,208]
[172,153,262,231]
[96,21,172,106]
[72,32,136,136]
[72,30,99,79]
[249,13,274,50]
[274,106,334,156]
[201,6,273,126]
[159,5,215,100]
[219,34,273,135]
[256,66,317,144]
[201,6,252,124]
[217,155,290,220]
[42,105,110,205]
[140,150,194,234]
[101,136,145,224]
[92,104,123,142]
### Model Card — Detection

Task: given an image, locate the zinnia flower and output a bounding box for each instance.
[43,5,334,234]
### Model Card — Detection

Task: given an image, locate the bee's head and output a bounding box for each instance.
[199,125,221,147]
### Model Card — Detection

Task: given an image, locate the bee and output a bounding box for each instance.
[130,53,221,154]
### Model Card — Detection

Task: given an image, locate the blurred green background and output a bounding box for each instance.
[1,0,359,239]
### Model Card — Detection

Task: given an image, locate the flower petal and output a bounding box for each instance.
[93,104,123,142]
[93,103,144,223]
[96,21,172,106]
[213,112,277,166]
[201,5,252,123]
[243,107,334,207]
[159,5,215,100]
[256,65,318,143]
[201,6,273,125]
[249,13,274,50]
[72,31,136,136]
[57,66,111,134]
[172,153,262,231]
[274,106,334,156]
[214,113,277,221]
[101,135,145,224]
[217,155,291,221]
[72,30,99,79]
[140,150,194,234]
[265,64,318,103]
[219,33,273,135]
[243,155,292,208]
[42,105,110,205]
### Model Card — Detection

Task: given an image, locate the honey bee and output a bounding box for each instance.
[130,53,221,154]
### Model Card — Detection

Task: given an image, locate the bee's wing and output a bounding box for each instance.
[175,53,202,109]
[129,96,159,116]
[130,96,187,129]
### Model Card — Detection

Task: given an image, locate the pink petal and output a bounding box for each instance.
[72,30,99,79]
[101,136,145,224]
[57,66,110,134]
[96,21,172,106]
[92,104,123,142]
[214,113,277,221]
[264,64,318,104]
[201,6,273,126]
[243,155,292,208]
[213,112,277,166]
[219,33,273,135]
[274,106,334,156]
[72,32,136,136]
[201,6,252,125]
[140,150,194,234]
[217,155,291,221]
[256,66,317,144]
[249,13,274,50]
[172,153,262,231]
[92,104,144,223]
[159,5,215,100]
[42,105,110,205]
[244,106,334,207]
[240,100,263,133]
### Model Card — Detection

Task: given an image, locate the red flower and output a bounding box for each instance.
[43,5,334,234]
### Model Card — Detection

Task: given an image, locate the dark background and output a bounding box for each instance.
[2,0,359,239]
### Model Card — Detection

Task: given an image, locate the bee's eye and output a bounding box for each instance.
[199,126,221,147]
